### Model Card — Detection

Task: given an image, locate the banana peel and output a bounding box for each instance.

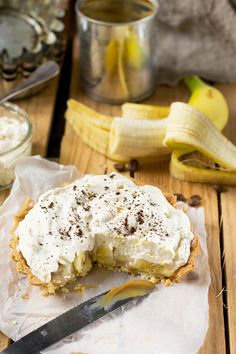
[170,77,230,184]
[184,76,228,131]
[65,76,236,185]
[170,150,236,185]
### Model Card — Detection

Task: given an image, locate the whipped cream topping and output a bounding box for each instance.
[0,116,28,154]
[15,173,195,282]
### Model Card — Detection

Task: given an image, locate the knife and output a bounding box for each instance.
[2,280,154,354]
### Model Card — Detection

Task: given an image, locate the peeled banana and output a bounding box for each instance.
[110,117,171,157]
[65,76,236,184]
[122,103,170,120]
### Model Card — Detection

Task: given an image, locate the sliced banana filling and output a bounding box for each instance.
[14,173,196,286]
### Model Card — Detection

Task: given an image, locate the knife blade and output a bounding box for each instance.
[3,280,153,354]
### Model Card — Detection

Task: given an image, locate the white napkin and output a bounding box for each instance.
[0,156,210,354]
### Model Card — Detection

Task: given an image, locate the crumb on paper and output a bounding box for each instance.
[162,279,172,287]
[60,287,69,294]
[21,292,29,300]
[40,291,49,297]
[74,284,85,293]
[84,284,97,290]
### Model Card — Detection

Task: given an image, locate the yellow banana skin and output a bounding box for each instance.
[184,76,228,131]
[66,99,170,164]
[171,150,236,185]
[165,102,236,170]
[172,76,230,184]
[67,99,113,131]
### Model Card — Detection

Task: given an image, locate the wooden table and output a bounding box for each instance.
[1,37,236,354]
[60,39,236,354]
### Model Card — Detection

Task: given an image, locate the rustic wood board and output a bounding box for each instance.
[59,39,231,354]
[0,78,58,351]
[218,84,236,353]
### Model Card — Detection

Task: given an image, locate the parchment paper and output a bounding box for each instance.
[0,156,210,354]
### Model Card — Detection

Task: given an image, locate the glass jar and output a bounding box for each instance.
[0,102,32,190]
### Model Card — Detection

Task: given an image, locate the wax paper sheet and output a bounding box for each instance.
[0,156,210,354]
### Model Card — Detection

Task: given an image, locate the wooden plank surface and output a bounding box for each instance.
[0,78,59,352]
[16,79,58,156]
[218,84,236,353]
[59,38,228,354]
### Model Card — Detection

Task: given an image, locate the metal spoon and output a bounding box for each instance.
[0,61,60,104]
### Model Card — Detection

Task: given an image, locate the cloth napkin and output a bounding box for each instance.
[156,0,236,84]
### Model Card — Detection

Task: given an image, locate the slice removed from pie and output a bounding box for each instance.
[11,173,199,294]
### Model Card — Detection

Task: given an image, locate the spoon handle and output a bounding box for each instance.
[0,61,60,104]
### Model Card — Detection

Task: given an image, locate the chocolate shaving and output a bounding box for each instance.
[124,216,128,229]
[137,210,144,225]
[130,227,136,234]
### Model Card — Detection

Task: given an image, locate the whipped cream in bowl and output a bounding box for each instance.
[0,102,32,189]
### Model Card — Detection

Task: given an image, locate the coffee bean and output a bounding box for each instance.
[213,184,227,193]
[128,159,139,178]
[113,163,126,172]
[188,195,202,207]
[174,193,186,202]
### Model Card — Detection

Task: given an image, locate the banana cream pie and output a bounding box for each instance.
[11,173,199,294]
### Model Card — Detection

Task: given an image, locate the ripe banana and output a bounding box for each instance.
[184,76,228,131]
[65,77,236,184]
[67,99,113,131]
[122,103,170,120]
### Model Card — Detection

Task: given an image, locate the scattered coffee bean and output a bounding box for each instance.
[114,163,126,172]
[188,195,202,207]
[186,271,199,282]
[174,193,186,203]
[128,159,139,178]
[213,184,227,193]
